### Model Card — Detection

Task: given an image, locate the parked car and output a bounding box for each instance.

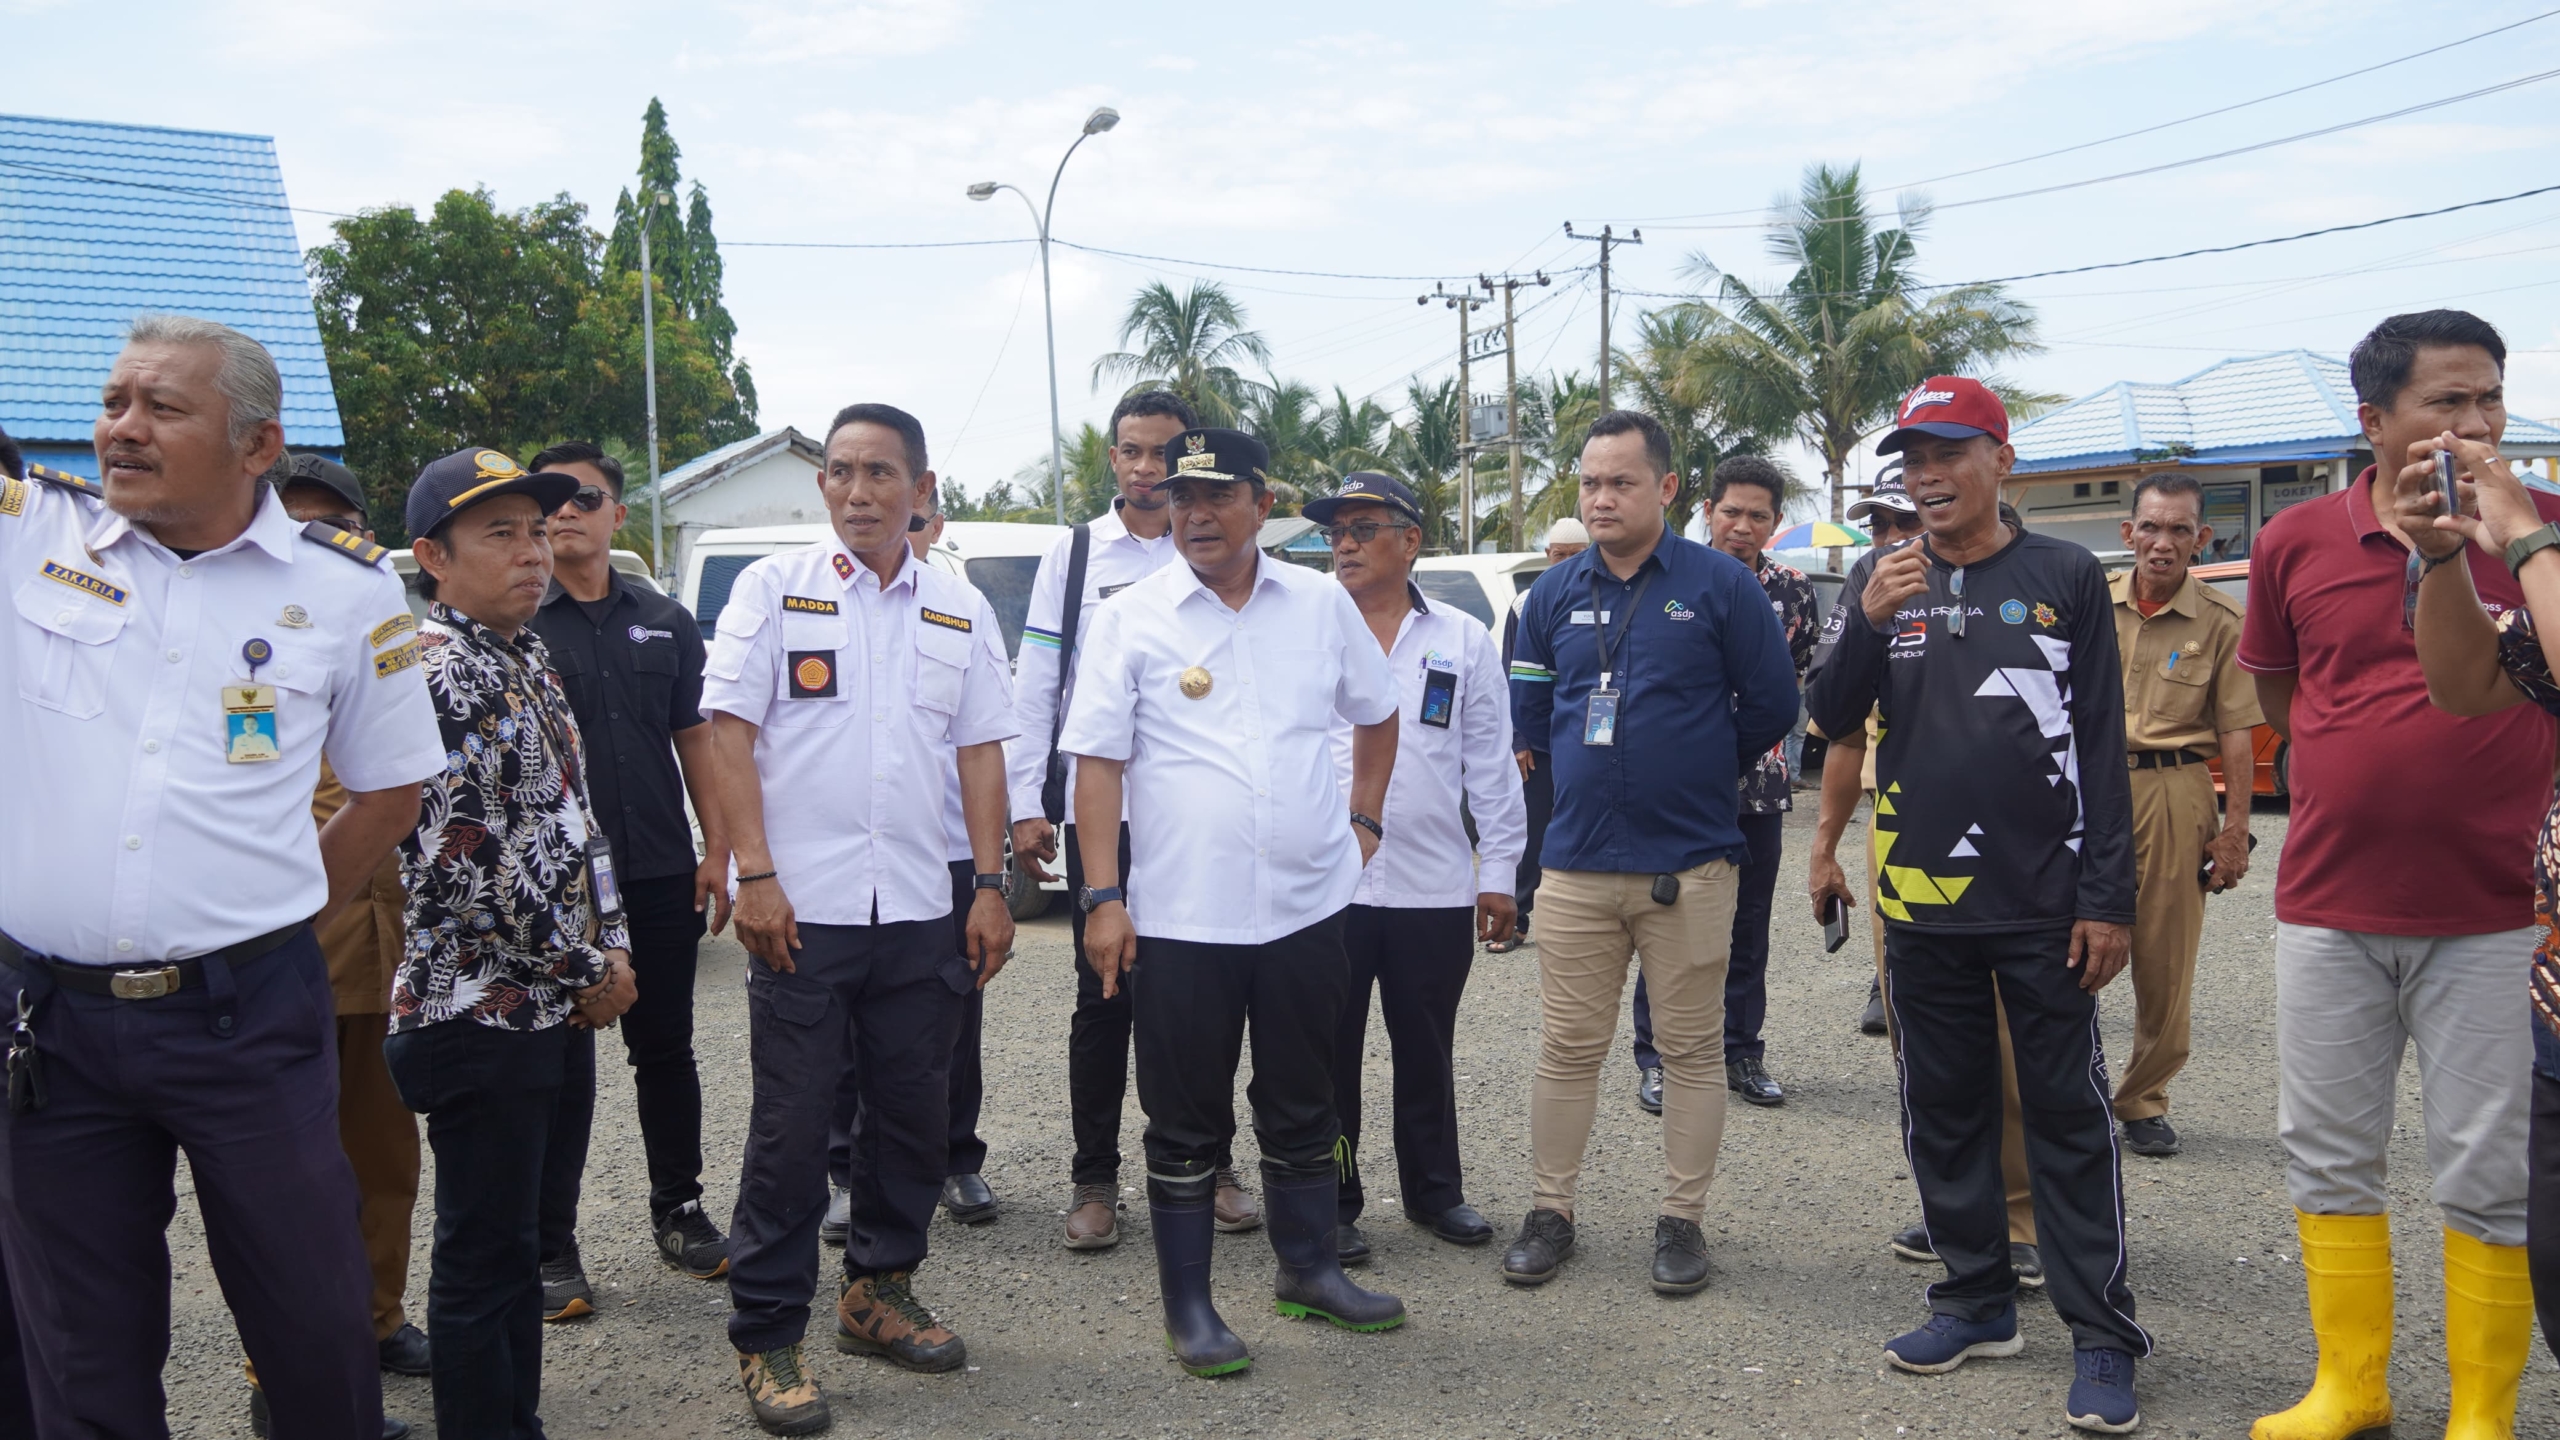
[1410,552,1553,635]
[2186,558,2288,798]
[389,546,660,620]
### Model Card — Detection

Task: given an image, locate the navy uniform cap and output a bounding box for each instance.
[1161,428,1271,487]
[404,448,580,541]
[273,452,369,524]
[1303,471,1423,528]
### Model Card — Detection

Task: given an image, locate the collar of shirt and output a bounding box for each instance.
[1097,497,1178,554]
[89,482,300,567]
[541,566,628,612]
[2343,463,2393,541]
[427,600,552,669]
[831,540,924,599]
[2108,567,2201,619]
[1170,551,1290,615]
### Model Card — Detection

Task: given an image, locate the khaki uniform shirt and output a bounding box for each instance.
[311,759,406,1017]
[2111,569,2261,756]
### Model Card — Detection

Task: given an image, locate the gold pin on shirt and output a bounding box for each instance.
[1179,666,1214,699]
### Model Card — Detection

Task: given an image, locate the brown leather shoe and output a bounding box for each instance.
[736,1344,831,1436]
[1212,1167,1261,1233]
[834,1272,966,1373]
[1063,1182,1120,1250]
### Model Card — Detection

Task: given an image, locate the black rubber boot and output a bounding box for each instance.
[1151,1199,1251,1377]
[1265,1171,1405,1332]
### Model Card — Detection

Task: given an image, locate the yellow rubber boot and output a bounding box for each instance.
[2443,1226,2532,1440]
[2252,1210,2394,1440]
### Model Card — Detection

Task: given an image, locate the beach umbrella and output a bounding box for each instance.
[1771,520,1870,549]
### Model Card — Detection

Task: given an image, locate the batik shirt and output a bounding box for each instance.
[2488,607,2560,1052]
[395,602,628,1033]
[1740,556,1822,814]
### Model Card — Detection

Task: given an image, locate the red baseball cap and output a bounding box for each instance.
[1876,376,2009,455]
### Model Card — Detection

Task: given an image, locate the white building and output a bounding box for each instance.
[657,427,825,586]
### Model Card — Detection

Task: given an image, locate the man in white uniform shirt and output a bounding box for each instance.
[1314,473,1525,1265]
[1062,428,1405,1379]
[703,403,1017,1436]
[0,316,442,1440]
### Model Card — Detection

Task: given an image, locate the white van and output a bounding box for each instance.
[681,520,1066,663]
[1410,552,1553,635]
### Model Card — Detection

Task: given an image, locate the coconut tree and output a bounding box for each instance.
[1611,307,1798,535]
[1390,377,1464,551]
[1091,280,1271,426]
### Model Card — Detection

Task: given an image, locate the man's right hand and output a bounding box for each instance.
[1083,900,1137,1000]
[1011,818,1059,883]
[1860,541,1930,627]
[1808,849,1857,925]
[733,876,803,973]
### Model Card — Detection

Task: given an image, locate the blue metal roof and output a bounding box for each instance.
[0,113,342,457]
[2010,349,2560,474]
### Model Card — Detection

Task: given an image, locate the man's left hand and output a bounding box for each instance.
[1476,892,1517,945]
[965,889,1015,989]
[694,849,734,935]
[2066,920,2131,992]
[2202,829,2251,893]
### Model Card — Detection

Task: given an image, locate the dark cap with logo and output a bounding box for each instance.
[404,447,581,542]
[1162,428,1271,488]
[272,452,368,524]
[1876,376,2010,455]
[1303,471,1423,528]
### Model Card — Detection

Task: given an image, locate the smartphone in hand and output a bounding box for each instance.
[1821,894,1850,953]
[2436,446,2461,520]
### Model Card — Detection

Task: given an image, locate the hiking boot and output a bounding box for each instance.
[656,1200,730,1279]
[835,1271,966,1373]
[540,1240,594,1323]
[1064,1182,1121,1249]
[1502,1208,1576,1286]
[1212,1167,1261,1233]
[1885,1306,2024,1374]
[1652,1216,1710,1295]
[736,1343,831,1436]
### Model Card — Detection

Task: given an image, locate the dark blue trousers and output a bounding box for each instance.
[1329,904,1473,1225]
[1633,810,1786,1068]
[385,1017,568,1440]
[831,863,987,1189]
[728,918,967,1354]
[0,931,381,1440]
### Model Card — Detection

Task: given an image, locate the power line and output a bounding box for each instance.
[1055,239,1588,285]
[724,237,1029,250]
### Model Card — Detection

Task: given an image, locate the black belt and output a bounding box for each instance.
[0,924,303,1000]
[2126,749,2209,771]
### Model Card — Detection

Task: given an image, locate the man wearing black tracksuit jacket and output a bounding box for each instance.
[1805,377,2147,1434]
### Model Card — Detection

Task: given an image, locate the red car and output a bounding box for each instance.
[2185,558,2288,798]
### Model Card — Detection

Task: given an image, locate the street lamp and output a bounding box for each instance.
[970,105,1120,526]
[636,189,670,583]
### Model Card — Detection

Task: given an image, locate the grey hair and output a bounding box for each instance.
[123,314,283,448]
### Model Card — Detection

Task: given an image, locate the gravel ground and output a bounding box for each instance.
[156,800,2560,1438]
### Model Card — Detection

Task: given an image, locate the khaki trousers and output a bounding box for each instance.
[2116,763,2215,1121]
[1532,861,1739,1224]
[1870,808,2036,1245]
[336,1015,420,1340]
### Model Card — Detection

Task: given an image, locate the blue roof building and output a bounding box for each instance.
[0,113,342,477]
[2005,349,2560,560]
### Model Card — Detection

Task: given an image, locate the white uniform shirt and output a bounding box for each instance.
[1059,554,1398,945]
[701,538,1015,925]
[1007,501,1180,824]
[1329,588,1526,909]
[0,477,444,965]
[939,586,1010,866]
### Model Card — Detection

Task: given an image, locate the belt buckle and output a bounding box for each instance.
[108,967,180,1000]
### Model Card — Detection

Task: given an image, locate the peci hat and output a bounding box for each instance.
[1544,517,1589,547]
[273,452,368,525]
[1303,471,1423,529]
[1876,376,2009,456]
[1845,464,1917,521]
[1162,428,1272,488]
[404,448,580,542]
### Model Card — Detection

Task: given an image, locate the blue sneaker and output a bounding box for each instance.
[2065,1347,2140,1433]
[1883,1307,2024,1374]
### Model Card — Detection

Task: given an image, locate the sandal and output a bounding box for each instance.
[1484,934,1527,954]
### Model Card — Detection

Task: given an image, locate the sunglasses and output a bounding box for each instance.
[1867,507,1923,534]
[563,486,611,513]
[1321,519,1414,546]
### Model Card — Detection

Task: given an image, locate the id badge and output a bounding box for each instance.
[221,684,280,764]
[1582,687,1620,747]
[586,836,626,926]
[1419,667,1456,729]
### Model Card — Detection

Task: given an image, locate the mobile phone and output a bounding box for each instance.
[2436,447,2461,520]
[2197,832,2260,886]
[1821,894,1850,953]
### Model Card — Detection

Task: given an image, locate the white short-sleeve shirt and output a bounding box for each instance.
[0,477,445,964]
[700,538,1015,924]
[1059,553,1398,945]
[1007,503,1180,825]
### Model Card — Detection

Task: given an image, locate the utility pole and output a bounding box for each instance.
[1481,270,1550,551]
[1417,282,1488,553]
[1564,222,1641,408]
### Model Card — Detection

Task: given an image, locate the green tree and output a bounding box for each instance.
[1092,281,1271,426]
[605,98,759,449]
[1242,379,1323,511]
[1665,161,2050,528]
[1388,377,1464,552]
[1612,306,1796,535]
[308,187,741,545]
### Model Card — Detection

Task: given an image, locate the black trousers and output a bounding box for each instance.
[1633,810,1786,1067]
[385,1017,568,1440]
[0,932,381,1440]
[2530,1065,2560,1362]
[831,861,987,1187]
[1885,923,2148,1356]
[1063,823,1137,1185]
[1135,910,1351,1200]
[0,1242,29,1439]
[538,873,710,1260]
[1329,904,1474,1225]
[1517,753,1554,917]
[726,919,967,1354]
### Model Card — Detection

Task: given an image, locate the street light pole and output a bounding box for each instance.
[638,189,668,583]
[971,106,1119,526]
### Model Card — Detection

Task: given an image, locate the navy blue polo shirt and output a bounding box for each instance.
[1509,532,1798,874]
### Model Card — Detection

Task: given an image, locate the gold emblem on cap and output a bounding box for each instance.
[1184,433,1207,455]
[1178,666,1213,699]
[473,451,523,481]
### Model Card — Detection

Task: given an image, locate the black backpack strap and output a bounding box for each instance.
[1039,523,1093,823]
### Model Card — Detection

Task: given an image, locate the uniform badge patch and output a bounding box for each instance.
[782,595,841,615]
[920,607,972,633]
[280,604,314,629]
[369,613,418,647]
[39,559,126,606]
[788,650,840,698]
[831,553,855,582]
[373,639,423,677]
[1999,599,2027,625]
[0,478,23,517]
[2033,603,2059,628]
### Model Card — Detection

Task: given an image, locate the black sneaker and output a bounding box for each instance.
[1650,1216,1710,1295]
[1636,1066,1664,1115]
[1889,1222,1936,1262]
[1859,979,1888,1035]
[541,1239,594,1323]
[2011,1242,2046,1289]
[1501,1208,1576,1286]
[2122,1116,2180,1157]
[656,1200,731,1279]
[1727,1055,1784,1107]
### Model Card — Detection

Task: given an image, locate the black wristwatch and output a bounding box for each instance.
[1078,885,1125,913]
[972,872,1007,892]
[2506,521,2560,578]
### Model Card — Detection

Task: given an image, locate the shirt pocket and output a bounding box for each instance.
[11,574,129,719]
[627,634,681,723]
[2147,646,2213,728]
[911,622,973,742]
[769,614,850,729]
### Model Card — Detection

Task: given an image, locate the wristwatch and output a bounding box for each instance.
[972,872,1008,892]
[1078,885,1125,913]
[2506,521,2560,578]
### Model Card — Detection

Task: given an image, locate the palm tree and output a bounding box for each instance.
[1612,307,1796,535]
[1665,162,2052,530]
[1314,387,1395,481]
[1091,280,1272,426]
[1390,377,1463,551]
[1243,379,1323,511]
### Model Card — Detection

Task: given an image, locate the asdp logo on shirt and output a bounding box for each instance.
[1662,599,1697,622]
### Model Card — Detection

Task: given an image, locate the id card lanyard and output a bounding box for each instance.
[1585,564,1656,746]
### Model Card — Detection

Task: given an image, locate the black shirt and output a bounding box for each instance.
[1803,528,2135,933]
[529,569,709,882]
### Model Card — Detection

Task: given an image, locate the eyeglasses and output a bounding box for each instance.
[565,486,611,513]
[1321,519,1414,546]
[1946,565,1967,638]
[1868,508,1923,534]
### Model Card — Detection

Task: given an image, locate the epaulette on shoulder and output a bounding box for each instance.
[303,520,391,567]
[2198,581,2246,616]
[26,463,104,500]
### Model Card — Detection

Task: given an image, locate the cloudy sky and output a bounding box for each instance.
[14,0,2560,507]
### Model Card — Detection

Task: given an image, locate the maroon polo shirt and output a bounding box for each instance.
[2239,465,2560,935]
